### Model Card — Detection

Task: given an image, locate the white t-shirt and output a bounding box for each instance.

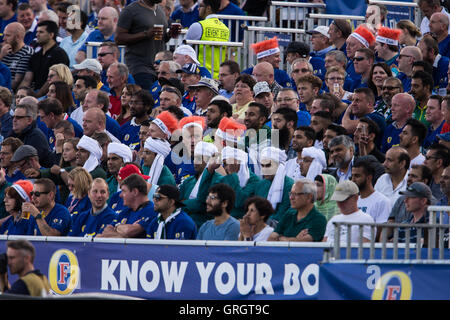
[324,210,375,244]
[374,172,408,207]
[410,153,425,168]
[357,191,392,223]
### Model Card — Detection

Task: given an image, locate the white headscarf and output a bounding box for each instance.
[77,135,103,172]
[260,147,287,210]
[189,142,218,199]
[301,147,327,181]
[107,142,133,163]
[144,137,172,185]
[221,146,250,188]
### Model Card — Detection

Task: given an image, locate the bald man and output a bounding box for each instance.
[0,22,34,91]
[381,93,416,153]
[429,12,450,58]
[252,62,283,98]
[397,46,423,92]
[76,6,118,63]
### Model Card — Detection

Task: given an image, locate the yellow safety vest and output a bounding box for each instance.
[198,18,230,79]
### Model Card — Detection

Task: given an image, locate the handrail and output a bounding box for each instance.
[307,13,366,21]
[214,14,268,21]
[244,25,306,34]
[368,0,418,7]
[270,1,326,8]
[184,40,244,47]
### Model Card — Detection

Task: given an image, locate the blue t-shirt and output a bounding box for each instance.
[120,119,141,151]
[106,114,123,141]
[0,215,33,235]
[69,205,117,237]
[218,2,246,42]
[108,190,126,215]
[145,209,197,240]
[396,72,411,93]
[423,120,445,150]
[170,4,199,28]
[0,14,17,42]
[242,67,294,89]
[65,194,92,217]
[439,35,450,59]
[164,152,196,185]
[29,203,71,236]
[433,55,449,92]
[381,122,404,154]
[111,201,157,232]
[196,215,240,240]
[78,30,114,57]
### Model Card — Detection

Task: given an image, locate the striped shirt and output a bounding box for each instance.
[1,45,34,78]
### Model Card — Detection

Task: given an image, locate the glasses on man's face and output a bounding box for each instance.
[206,194,219,200]
[153,193,168,201]
[353,56,366,62]
[381,86,400,91]
[30,191,50,197]
[289,192,308,198]
[425,155,439,161]
[326,77,344,81]
[398,54,412,59]
[13,115,30,120]
[98,52,113,57]
[292,68,309,74]
[276,97,296,103]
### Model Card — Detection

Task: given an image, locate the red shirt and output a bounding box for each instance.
[109,94,121,118]
[441,122,450,134]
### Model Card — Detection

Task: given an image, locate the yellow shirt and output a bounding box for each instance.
[232,100,253,120]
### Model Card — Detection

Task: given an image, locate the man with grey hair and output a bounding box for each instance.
[158,60,181,81]
[328,135,355,182]
[267,179,327,242]
[11,103,57,167]
[429,12,450,58]
[290,58,313,87]
[106,62,129,118]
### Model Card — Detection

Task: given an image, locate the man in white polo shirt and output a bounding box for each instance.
[375,146,410,206]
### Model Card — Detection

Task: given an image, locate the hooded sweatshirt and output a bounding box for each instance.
[314,174,340,221]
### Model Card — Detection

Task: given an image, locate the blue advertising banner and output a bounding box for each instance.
[0,239,326,300]
[319,262,450,300]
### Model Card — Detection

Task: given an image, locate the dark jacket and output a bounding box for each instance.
[12,121,59,167]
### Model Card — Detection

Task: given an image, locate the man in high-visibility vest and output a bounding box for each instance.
[184,0,230,79]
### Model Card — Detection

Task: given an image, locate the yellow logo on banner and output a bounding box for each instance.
[48,249,80,295]
[371,271,412,300]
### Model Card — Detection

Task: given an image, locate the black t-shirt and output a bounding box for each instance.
[28,44,69,90]
[6,270,46,296]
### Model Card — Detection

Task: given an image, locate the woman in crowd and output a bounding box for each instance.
[238,196,275,241]
[60,138,79,168]
[117,83,142,125]
[232,74,256,123]
[47,81,77,114]
[314,174,340,221]
[396,19,422,47]
[325,66,352,102]
[367,63,392,102]
[0,180,33,235]
[65,167,92,217]
[37,63,73,98]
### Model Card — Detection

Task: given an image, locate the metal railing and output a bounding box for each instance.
[269,1,326,31]
[306,13,366,29]
[368,0,421,29]
[327,221,450,263]
[184,39,244,78]
[215,14,268,42]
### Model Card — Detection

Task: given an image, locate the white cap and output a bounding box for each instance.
[174,44,201,65]
[307,26,330,38]
[73,59,102,74]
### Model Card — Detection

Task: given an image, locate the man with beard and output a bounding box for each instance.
[285,126,315,181]
[115,0,180,91]
[19,20,69,92]
[0,22,34,91]
[120,90,154,151]
[398,118,427,167]
[204,99,232,142]
[145,184,197,240]
[270,107,298,159]
[328,135,355,182]
[352,159,391,225]
[196,183,240,240]
[353,118,385,163]
[106,142,133,202]
[409,70,433,126]
[310,111,332,149]
[375,146,410,206]
[374,77,403,122]
[244,102,270,151]
[69,178,117,237]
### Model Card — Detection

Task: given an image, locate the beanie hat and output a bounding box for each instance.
[12,180,33,201]
[376,26,402,46]
[152,111,179,139]
[349,25,376,48]
[251,37,280,60]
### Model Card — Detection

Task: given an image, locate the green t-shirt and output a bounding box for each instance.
[274,206,327,241]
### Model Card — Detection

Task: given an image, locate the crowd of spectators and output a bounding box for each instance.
[0,0,448,245]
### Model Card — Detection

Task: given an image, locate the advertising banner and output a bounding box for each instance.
[0,239,326,300]
[319,262,450,300]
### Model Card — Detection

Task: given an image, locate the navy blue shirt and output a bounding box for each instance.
[439,34,450,59]
[170,4,199,28]
[145,209,197,240]
[69,205,117,237]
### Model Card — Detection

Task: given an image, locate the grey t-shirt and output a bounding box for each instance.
[196,216,240,241]
[117,2,167,75]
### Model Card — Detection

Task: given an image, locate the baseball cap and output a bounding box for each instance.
[10,145,38,162]
[307,26,330,38]
[399,182,433,202]
[176,63,201,75]
[437,132,450,142]
[73,58,102,74]
[118,164,150,181]
[173,45,201,65]
[253,81,271,97]
[330,180,359,202]
[188,77,219,95]
[155,184,184,207]
[285,41,310,58]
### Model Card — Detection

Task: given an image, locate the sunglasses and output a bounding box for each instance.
[353,57,366,62]
[30,191,50,197]
[153,193,168,201]
[98,52,114,57]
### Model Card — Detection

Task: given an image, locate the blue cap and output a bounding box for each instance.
[176,63,200,75]
[437,132,450,142]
